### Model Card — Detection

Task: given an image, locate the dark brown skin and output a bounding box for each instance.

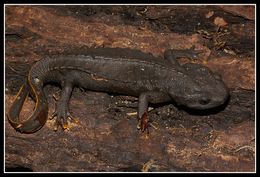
[137,112,150,134]
[7,48,229,133]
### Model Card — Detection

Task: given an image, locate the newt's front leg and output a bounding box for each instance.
[137,91,171,134]
[137,93,150,134]
[50,81,76,130]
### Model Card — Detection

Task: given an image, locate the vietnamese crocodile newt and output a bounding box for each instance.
[7,48,229,133]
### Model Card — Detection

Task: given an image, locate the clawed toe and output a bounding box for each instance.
[67,112,79,124]
[50,111,57,120]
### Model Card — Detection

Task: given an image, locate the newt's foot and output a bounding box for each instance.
[50,101,79,131]
[137,112,150,134]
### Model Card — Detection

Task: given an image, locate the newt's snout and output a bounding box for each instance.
[188,80,229,110]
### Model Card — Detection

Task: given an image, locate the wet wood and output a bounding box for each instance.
[5,5,255,172]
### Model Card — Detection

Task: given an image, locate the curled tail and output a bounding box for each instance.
[7,80,48,133]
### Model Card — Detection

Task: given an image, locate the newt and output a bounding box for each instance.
[7,48,229,133]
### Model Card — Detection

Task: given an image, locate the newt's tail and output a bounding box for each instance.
[7,80,48,133]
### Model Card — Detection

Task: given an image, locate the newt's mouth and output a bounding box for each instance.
[187,103,218,110]
[187,96,229,110]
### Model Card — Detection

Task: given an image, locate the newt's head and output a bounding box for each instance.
[169,63,229,110]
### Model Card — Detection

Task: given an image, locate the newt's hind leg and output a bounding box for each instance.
[50,81,77,131]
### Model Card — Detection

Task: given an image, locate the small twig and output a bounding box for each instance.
[234,145,255,153]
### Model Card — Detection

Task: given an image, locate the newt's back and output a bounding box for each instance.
[42,48,178,83]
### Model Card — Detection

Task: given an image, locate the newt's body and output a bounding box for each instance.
[7,48,229,133]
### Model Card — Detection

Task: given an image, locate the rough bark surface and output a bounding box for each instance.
[5,5,255,172]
